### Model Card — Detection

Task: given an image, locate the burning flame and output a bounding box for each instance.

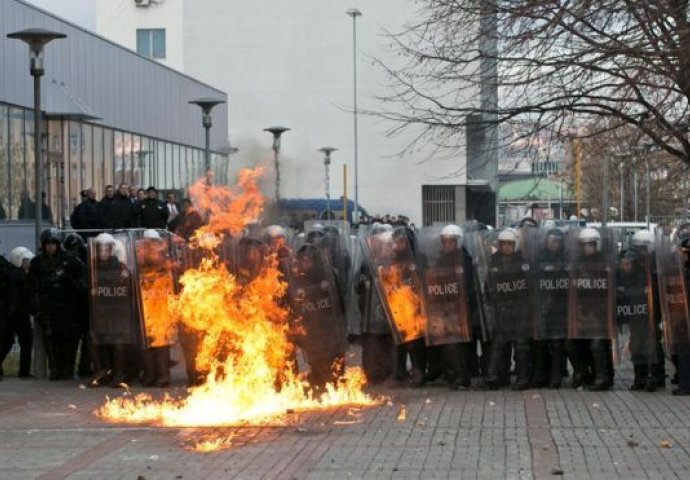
[379,265,425,342]
[137,240,177,347]
[97,167,379,449]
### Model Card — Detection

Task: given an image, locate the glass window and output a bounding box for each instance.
[131,135,142,188]
[24,110,36,214]
[138,137,151,189]
[47,120,63,226]
[155,140,166,189]
[122,132,133,186]
[92,126,103,195]
[68,121,82,217]
[103,128,114,196]
[0,105,7,220]
[136,29,166,59]
[164,142,173,190]
[9,108,27,220]
[82,123,93,191]
[114,131,124,185]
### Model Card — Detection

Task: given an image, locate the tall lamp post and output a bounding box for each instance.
[189,97,225,184]
[7,28,66,250]
[319,147,338,219]
[264,126,290,202]
[346,7,362,224]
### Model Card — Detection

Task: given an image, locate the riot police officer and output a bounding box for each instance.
[567,228,615,391]
[27,229,83,380]
[532,228,568,389]
[482,229,533,390]
[63,233,92,379]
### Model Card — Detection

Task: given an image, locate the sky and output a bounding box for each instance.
[24,0,96,30]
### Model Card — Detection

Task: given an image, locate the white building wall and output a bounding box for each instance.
[96,0,474,224]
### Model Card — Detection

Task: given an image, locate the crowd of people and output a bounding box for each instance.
[2,197,690,398]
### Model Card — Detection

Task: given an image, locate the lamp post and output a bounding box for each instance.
[189,97,225,184]
[264,126,290,202]
[7,28,66,250]
[319,147,338,219]
[346,7,362,224]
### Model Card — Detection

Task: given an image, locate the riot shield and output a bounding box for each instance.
[615,248,658,365]
[287,246,347,363]
[566,228,616,340]
[479,229,534,342]
[234,236,267,285]
[529,228,569,340]
[363,231,426,344]
[417,227,471,345]
[88,234,139,345]
[133,232,178,348]
[655,234,690,356]
[464,229,498,342]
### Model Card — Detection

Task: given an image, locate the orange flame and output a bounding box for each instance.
[379,265,425,342]
[96,166,379,447]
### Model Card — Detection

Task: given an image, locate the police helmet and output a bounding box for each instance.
[63,232,84,251]
[631,230,654,251]
[519,217,539,228]
[95,233,116,245]
[497,229,519,243]
[143,229,161,240]
[40,228,60,245]
[10,246,33,268]
[264,225,286,239]
[578,228,601,244]
[440,224,463,240]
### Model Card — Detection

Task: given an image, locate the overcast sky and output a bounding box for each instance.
[25,0,96,30]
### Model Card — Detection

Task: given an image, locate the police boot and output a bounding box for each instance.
[630,364,647,391]
[43,333,60,381]
[549,340,565,389]
[568,340,589,388]
[425,346,444,382]
[407,339,426,388]
[651,342,666,389]
[481,341,507,390]
[141,349,156,387]
[110,345,128,388]
[155,347,171,388]
[512,340,532,391]
[588,340,612,391]
[531,340,550,388]
[395,344,410,381]
[443,343,469,390]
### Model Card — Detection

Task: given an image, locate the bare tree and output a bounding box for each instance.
[378,0,690,163]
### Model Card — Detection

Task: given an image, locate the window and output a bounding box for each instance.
[136,29,166,59]
[422,185,456,226]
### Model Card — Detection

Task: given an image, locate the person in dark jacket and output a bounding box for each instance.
[0,247,34,379]
[27,229,83,380]
[172,199,203,240]
[134,187,168,229]
[70,189,101,236]
[99,184,133,229]
[0,251,11,380]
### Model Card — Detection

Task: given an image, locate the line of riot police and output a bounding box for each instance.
[355,221,690,395]
[6,219,690,397]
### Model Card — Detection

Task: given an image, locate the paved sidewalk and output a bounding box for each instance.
[1,365,690,479]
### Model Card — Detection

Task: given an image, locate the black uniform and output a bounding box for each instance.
[0,255,12,379]
[0,258,33,378]
[532,235,568,388]
[134,198,168,229]
[27,235,83,380]
[484,249,533,390]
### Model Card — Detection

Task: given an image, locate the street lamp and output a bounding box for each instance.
[346,7,362,224]
[189,97,225,183]
[7,28,66,250]
[264,126,290,201]
[319,147,338,219]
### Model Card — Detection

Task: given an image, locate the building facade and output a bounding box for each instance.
[95,0,485,226]
[1,0,228,230]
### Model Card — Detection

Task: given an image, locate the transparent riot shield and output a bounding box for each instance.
[88,234,139,345]
[655,234,690,356]
[133,232,178,348]
[363,231,426,344]
[287,246,347,363]
[566,227,616,340]
[465,229,498,341]
[477,229,534,342]
[346,235,364,336]
[417,227,471,345]
[529,228,569,340]
[218,234,239,276]
[615,248,658,365]
[234,236,267,285]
